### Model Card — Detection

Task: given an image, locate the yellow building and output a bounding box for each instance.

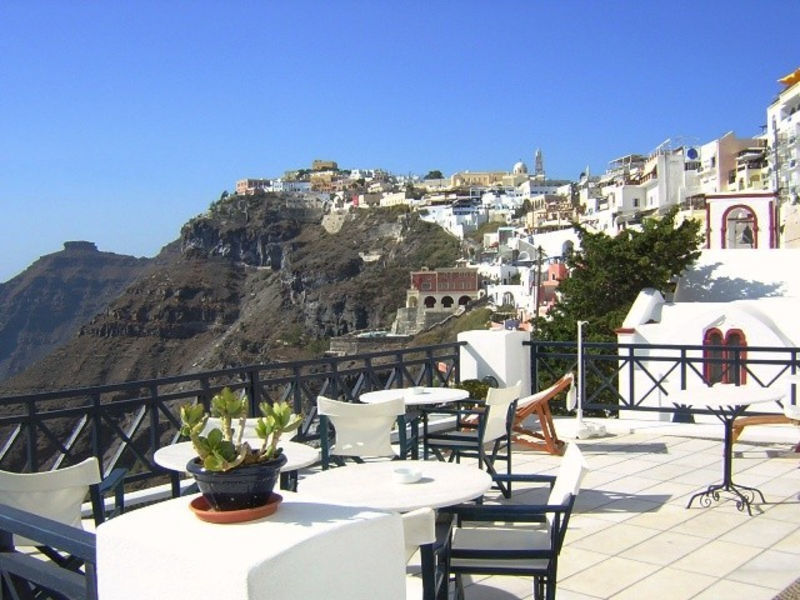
[312,159,338,171]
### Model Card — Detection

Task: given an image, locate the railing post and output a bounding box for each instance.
[425,348,434,387]
[25,399,36,472]
[627,345,635,410]
[247,369,260,415]
[292,365,303,414]
[91,392,102,473]
[529,341,539,391]
[148,384,159,457]
[732,347,742,385]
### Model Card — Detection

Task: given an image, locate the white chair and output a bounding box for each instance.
[317,396,405,469]
[401,507,451,600]
[423,381,522,497]
[0,456,124,557]
[444,443,589,600]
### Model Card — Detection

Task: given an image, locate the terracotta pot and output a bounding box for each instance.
[186,452,287,511]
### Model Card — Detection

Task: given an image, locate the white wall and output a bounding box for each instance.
[458,330,531,393]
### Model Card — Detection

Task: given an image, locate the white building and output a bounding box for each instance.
[767,68,800,204]
[617,248,800,421]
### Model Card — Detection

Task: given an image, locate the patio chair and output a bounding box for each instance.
[442,443,588,600]
[0,457,124,567]
[423,381,522,498]
[0,503,98,600]
[401,507,452,600]
[317,396,406,469]
[512,373,574,455]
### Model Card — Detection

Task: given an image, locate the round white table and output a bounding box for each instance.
[360,387,469,459]
[668,383,785,515]
[154,440,320,493]
[360,387,469,406]
[300,460,492,512]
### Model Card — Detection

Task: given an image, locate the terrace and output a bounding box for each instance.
[0,333,799,599]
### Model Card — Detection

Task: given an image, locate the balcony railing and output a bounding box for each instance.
[528,339,800,416]
[2,337,799,494]
[0,342,463,489]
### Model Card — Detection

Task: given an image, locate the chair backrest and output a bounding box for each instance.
[482,381,522,442]
[0,458,101,534]
[400,507,436,563]
[546,443,588,537]
[515,373,574,417]
[317,396,405,458]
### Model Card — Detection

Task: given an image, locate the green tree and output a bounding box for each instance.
[537,207,703,341]
[424,170,444,180]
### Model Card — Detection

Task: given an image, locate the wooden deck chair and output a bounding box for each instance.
[512,373,574,456]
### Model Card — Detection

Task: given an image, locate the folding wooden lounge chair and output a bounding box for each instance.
[512,373,574,456]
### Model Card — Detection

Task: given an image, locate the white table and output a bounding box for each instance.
[669,383,785,514]
[360,387,469,458]
[300,460,491,512]
[154,440,319,493]
[360,387,469,406]
[96,491,406,600]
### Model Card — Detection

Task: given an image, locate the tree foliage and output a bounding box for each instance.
[536,208,703,342]
[424,170,444,180]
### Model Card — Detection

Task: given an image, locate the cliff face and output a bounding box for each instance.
[0,242,152,382]
[0,194,461,393]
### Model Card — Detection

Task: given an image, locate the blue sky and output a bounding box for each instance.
[1,1,798,282]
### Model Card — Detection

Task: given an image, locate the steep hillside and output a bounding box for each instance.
[0,242,153,382]
[0,195,461,393]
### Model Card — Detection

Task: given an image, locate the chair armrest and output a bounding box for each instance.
[493,473,556,488]
[442,502,569,523]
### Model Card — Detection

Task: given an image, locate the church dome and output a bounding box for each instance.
[512,160,528,175]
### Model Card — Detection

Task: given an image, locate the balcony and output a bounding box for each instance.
[2,338,800,599]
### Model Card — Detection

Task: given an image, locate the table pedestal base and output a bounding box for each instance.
[686,481,765,516]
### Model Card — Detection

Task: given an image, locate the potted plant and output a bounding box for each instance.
[180,387,303,512]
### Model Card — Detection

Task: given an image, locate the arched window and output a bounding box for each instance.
[724,329,747,385]
[423,296,436,309]
[722,206,757,249]
[441,296,454,309]
[703,328,725,384]
[703,328,748,384]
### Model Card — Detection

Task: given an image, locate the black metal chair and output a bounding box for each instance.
[423,381,521,497]
[441,443,588,600]
[0,503,98,600]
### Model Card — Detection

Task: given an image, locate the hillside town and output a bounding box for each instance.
[234,67,800,333]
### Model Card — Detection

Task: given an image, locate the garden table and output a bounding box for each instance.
[299,459,491,512]
[154,440,319,493]
[670,383,785,515]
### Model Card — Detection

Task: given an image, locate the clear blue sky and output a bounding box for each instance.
[1,1,798,282]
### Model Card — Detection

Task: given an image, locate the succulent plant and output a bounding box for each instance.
[180,387,303,472]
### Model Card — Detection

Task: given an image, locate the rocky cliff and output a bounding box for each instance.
[0,194,461,394]
[0,242,153,382]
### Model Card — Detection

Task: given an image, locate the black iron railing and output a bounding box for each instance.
[0,342,463,488]
[528,339,800,416]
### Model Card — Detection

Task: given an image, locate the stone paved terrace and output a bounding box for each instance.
[349,417,800,600]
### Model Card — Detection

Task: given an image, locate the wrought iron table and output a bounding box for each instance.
[671,384,785,515]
